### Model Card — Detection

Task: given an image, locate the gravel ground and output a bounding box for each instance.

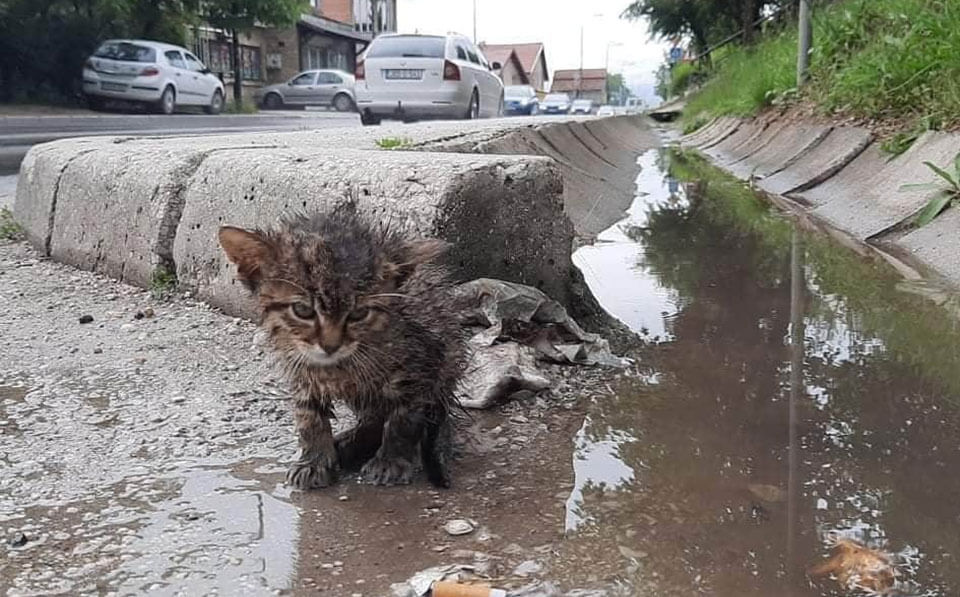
[0,238,657,597]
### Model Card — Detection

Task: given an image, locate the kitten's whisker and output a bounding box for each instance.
[367,293,409,300]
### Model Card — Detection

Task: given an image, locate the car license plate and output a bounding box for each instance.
[383,69,423,80]
[101,82,127,91]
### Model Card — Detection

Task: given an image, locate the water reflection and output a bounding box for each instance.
[568,147,960,595]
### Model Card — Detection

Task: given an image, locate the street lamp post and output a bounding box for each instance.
[605,41,623,104]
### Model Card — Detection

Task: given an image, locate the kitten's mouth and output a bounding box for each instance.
[301,344,357,367]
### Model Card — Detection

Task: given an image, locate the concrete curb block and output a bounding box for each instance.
[804,132,960,240]
[759,127,872,196]
[678,117,720,146]
[727,124,831,180]
[14,115,657,318]
[173,149,570,319]
[703,122,766,162]
[897,209,960,284]
[688,117,740,149]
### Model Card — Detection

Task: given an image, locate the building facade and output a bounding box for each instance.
[191,0,397,104]
[477,42,549,94]
[551,68,607,105]
[478,44,528,86]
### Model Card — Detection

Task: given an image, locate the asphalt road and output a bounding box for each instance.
[0,109,360,174]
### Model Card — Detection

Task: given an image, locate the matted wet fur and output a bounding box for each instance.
[218,205,468,488]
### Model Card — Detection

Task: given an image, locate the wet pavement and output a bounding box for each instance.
[4,126,960,596]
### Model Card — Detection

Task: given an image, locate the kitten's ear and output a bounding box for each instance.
[218,226,274,288]
[382,238,449,285]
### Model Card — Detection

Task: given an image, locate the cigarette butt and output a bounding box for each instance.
[431,580,507,597]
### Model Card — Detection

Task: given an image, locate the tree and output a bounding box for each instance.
[201,0,305,106]
[621,0,770,53]
[606,73,631,105]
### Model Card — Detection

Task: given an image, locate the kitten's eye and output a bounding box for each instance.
[291,302,315,319]
[347,307,370,322]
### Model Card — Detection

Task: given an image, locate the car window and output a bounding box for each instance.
[366,36,445,58]
[317,72,343,84]
[164,50,186,69]
[183,52,205,72]
[94,41,156,63]
[456,46,468,61]
[505,86,532,98]
[545,94,568,101]
[291,72,316,86]
[466,48,480,65]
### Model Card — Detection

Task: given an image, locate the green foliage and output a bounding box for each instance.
[0,0,197,104]
[621,0,774,53]
[606,73,632,104]
[678,0,960,133]
[375,137,412,150]
[150,266,177,299]
[681,29,797,128]
[899,152,960,227]
[0,208,24,241]
[669,61,706,98]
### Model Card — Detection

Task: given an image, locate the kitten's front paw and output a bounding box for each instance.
[361,455,415,486]
[286,458,338,489]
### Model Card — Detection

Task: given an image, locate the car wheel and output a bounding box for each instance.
[333,93,354,112]
[465,89,479,120]
[87,96,106,112]
[156,86,175,115]
[264,93,283,110]
[360,111,381,126]
[204,90,224,115]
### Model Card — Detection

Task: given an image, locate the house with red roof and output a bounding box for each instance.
[478,42,549,94]
[551,68,607,105]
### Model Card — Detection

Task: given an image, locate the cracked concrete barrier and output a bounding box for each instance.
[173,147,571,318]
[758,127,872,196]
[703,121,766,163]
[727,123,831,180]
[897,209,960,285]
[799,132,960,239]
[681,116,739,149]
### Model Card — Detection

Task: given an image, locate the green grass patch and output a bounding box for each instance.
[683,0,960,134]
[0,208,24,241]
[224,101,259,114]
[150,266,177,300]
[376,137,413,150]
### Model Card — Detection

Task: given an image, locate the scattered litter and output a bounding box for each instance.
[747,483,786,503]
[7,532,28,548]
[617,545,648,560]
[808,538,898,593]
[389,564,478,597]
[512,560,543,577]
[816,498,828,510]
[453,279,627,409]
[443,519,475,536]
[432,581,506,597]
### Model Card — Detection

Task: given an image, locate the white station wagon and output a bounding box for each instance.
[354,33,504,125]
[82,39,226,115]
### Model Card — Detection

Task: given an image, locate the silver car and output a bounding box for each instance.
[354,33,504,125]
[255,69,356,111]
[82,39,225,115]
[541,93,571,114]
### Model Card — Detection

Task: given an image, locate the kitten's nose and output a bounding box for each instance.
[320,340,341,355]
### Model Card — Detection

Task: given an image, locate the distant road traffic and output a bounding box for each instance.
[0,110,360,174]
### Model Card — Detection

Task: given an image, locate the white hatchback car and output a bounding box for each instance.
[82,39,226,115]
[354,33,504,125]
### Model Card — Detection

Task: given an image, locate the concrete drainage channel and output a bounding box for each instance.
[14,115,656,321]
[679,116,960,286]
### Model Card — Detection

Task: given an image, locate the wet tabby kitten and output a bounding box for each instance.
[218,206,467,489]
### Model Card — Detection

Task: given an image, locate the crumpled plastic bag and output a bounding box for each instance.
[453,279,627,409]
[454,278,626,368]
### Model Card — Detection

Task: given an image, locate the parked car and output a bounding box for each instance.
[354,33,504,125]
[541,93,571,114]
[82,39,224,115]
[255,69,356,111]
[596,105,616,117]
[571,99,594,114]
[504,85,539,115]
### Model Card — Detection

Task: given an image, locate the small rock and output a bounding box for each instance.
[748,483,786,503]
[79,315,94,324]
[338,495,349,502]
[512,559,543,577]
[143,307,155,318]
[432,545,449,552]
[618,545,648,560]
[93,347,103,354]
[120,324,135,332]
[443,519,475,536]
[333,560,343,567]
[8,532,28,548]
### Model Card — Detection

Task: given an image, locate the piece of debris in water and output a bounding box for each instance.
[443,519,475,536]
[808,538,897,592]
[432,581,507,597]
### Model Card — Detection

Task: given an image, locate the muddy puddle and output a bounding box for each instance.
[5,133,960,597]
[568,145,960,596]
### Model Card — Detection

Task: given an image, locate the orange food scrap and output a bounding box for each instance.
[808,538,897,592]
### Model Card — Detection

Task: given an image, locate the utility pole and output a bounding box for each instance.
[473,0,477,43]
[797,0,812,85]
[578,25,584,99]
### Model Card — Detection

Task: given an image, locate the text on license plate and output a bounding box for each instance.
[101,82,127,91]
[383,69,423,80]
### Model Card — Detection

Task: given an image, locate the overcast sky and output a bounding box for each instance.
[396,0,670,104]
